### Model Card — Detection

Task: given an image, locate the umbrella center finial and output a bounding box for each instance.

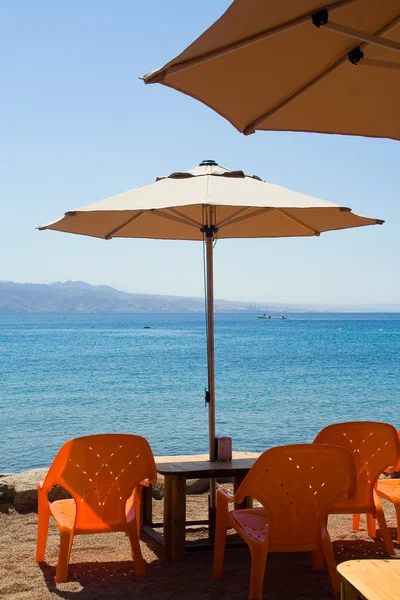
[199,159,218,166]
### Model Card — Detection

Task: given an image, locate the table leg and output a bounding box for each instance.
[341,581,360,600]
[142,484,153,526]
[171,474,186,560]
[163,475,173,559]
[234,475,253,510]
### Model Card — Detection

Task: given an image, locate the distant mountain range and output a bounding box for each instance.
[0,281,399,313]
[0,281,260,313]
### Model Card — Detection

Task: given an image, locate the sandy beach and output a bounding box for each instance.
[1,493,399,600]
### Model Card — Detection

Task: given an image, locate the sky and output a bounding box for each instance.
[1,1,400,307]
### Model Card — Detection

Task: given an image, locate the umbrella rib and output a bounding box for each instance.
[220,207,274,229]
[151,209,199,229]
[104,212,144,239]
[275,209,320,236]
[323,21,400,54]
[360,58,400,71]
[216,207,253,228]
[243,12,400,135]
[163,207,203,228]
[143,0,357,83]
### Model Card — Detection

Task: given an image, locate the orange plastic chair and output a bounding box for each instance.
[314,421,400,556]
[36,434,157,583]
[212,444,357,600]
[375,430,400,542]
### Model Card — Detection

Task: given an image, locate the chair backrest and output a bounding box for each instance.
[384,430,400,474]
[236,444,356,547]
[314,422,400,508]
[44,434,157,529]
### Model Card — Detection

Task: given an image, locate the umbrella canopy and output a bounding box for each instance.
[142,0,400,140]
[40,160,383,239]
[39,160,383,466]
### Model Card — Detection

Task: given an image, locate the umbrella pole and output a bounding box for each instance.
[205,232,216,463]
[204,225,217,540]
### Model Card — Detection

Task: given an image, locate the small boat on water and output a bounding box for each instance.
[258,313,271,319]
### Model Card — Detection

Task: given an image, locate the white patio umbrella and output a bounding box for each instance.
[39,160,383,504]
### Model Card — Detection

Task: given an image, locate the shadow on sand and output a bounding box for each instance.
[38,533,400,600]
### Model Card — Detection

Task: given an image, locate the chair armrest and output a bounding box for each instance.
[217,488,235,504]
[216,489,235,527]
[37,479,51,517]
[38,479,52,493]
[140,477,157,487]
[378,478,400,490]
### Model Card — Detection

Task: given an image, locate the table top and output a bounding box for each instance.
[155,452,260,478]
[337,560,400,600]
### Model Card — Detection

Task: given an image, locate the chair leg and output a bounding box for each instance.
[248,543,268,600]
[127,524,146,576]
[212,511,228,580]
[55,529,74,583]
[352,513,360,531]
[374,493,395,555]
[36,491,50,562]
[366,513,376,538]
[320,529,340,599]
[394,503,400,543]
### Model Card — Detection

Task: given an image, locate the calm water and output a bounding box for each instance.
[1,312,400,473]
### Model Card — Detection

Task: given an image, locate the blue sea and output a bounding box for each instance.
[1,312,400,473]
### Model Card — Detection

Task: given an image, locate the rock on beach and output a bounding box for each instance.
[0,468,70,512]
[0,468,229,512]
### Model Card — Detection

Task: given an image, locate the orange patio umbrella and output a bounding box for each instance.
[142,0,400,140]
